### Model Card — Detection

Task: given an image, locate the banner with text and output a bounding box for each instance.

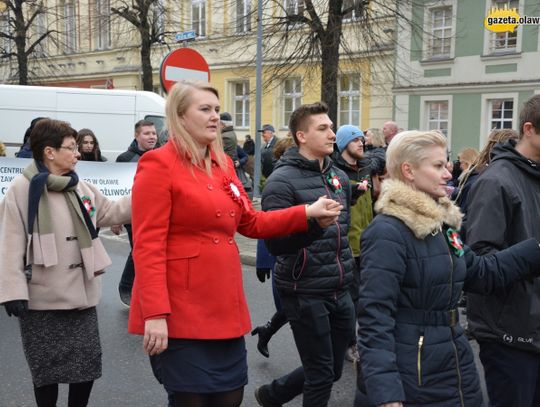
[0,158,136,202]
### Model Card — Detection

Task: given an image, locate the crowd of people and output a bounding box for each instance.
[1,83,540,407]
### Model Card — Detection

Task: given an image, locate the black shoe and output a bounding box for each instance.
[119,286,132,308]
[254,385,282,407]
[251,322,272,358]
[251,311,288,358]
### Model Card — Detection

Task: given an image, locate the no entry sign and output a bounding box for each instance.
[160,48,210,93]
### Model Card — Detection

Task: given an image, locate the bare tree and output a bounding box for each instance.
[248,0,401,126]
[111,0,173,91]
[0,0,56,85]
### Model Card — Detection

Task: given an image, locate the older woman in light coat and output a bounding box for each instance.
[0,119,130,407]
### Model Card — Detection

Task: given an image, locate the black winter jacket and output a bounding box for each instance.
[465,139,540,353]
[116,141,146,163]
[262,147,355,296]
[358,179,540,406]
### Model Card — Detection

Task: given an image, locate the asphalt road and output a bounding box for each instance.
[0,234,356,406]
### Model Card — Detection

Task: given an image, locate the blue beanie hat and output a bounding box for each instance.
[336,125,364,152]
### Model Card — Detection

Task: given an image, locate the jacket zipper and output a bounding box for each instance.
[417,334,424,386]
[451,327,465,407]
[322,180,344,290]
[445,232,465,407]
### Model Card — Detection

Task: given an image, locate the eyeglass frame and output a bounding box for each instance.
[58,145,79,153]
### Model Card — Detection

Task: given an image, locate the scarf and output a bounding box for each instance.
[23,161,110,279]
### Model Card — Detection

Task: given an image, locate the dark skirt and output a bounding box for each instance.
[150,337,247,394]
[19,307,102,387]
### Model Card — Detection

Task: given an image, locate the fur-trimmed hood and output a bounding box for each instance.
[374,179,462,239]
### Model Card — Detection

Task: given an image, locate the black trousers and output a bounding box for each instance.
[118,224,135,290]
[479,340,540,407]
[266,291,355,407]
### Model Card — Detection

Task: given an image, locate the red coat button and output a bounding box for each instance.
[213,237,220,244]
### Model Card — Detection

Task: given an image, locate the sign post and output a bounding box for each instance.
[159,48,211,93]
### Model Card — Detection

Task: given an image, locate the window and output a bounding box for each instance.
[426,101,449,136]
[34,11,47,57]
[191,0,206,37]
[232,81,250,128]
[489,99,513,129]
[236,0,251,33]
[1,15,11,56]
[338,74,361,126]
[428,6,452,58]
[343,0,363,21]
[95,0,111,50]
[153,0,166,37]
[64,2,77,53]
[282,78,302,128]
[489,0,518,53]
[285,0,304,16]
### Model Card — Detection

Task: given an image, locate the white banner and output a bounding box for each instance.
[0,158,136,202]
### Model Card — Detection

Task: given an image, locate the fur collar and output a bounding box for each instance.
[374,179,463,239]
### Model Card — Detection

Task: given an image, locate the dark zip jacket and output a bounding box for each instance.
[261,147,355,296]
[116,142,146,163]
[358,179,540,406]
[465,139,540,353]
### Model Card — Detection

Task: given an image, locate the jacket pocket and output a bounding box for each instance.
[166,241,201,290]
[166,241,201,259]
[292,248,307,281]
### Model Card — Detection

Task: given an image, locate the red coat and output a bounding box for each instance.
[128,141,307,339]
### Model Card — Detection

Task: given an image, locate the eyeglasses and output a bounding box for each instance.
[59,145,79,153]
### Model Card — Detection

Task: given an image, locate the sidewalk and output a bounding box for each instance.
[235,196,260,266]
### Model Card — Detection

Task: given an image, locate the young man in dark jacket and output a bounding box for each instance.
[465,94,540,407]
[333,125,374,362]
[255,102,356,407]
[115,120,157,306]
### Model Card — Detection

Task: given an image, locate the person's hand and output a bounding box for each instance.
[3,300,28,317]
[110,225,123,235]
[144,318,168,356]
[306,196,343,228]
[306,196,343,219]
[256,268,271,283]
[358,179,369,191]
[378,403,403,407]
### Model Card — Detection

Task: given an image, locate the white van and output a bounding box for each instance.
[0,85,166,160]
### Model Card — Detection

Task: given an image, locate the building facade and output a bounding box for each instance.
[394,0,540,157]
[0,0,396,139]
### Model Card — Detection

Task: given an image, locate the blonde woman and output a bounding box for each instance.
[355,130,540,407]
[127,81,341,407]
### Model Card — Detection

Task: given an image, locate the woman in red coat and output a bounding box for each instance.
[128,80,341,407]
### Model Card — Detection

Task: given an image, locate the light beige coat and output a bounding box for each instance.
[0,175,131,310]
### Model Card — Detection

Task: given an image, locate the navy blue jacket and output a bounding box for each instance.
[358,180,540,406]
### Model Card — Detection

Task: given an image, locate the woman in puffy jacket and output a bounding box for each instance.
[355,130,540,407]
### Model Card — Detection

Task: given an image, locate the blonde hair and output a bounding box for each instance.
[455,128,519,200]
[273,136,295,159]
[166,80,227,175]
[0,141,5,156]
[473,128,518,171]
[458,148,479,170]
[367,128,386,148]
[386,130,447,182]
